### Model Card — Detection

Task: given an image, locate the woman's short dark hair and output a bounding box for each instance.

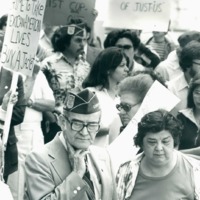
[118,69,167,102]
[104,29,140,49]
[134,109,183,148]
[51,18,87,52]
[179,41,200,72]
[82,47,128,89]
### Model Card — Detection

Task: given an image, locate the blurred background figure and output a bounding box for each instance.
[145,30,176,61]
[155,31,200,82]
[177,73,200,150]
[83,47,129,147]
[0,14,7,56]
[168,40,200,115]
[134,42,161,69]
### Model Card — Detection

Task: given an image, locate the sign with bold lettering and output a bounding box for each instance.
[43,0,96,28]
[0,0,46,76]
[104,0,171,32]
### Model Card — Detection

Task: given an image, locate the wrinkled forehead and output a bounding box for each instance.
[66,111,101,123]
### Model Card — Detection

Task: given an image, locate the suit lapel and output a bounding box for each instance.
[89,146,114,200]
[47,135,72,184]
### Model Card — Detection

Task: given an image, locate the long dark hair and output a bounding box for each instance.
[82,47,128,89]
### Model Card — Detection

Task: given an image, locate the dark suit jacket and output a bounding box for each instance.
[86,45,102,67]
[25,134,118,200]
[0,67,25,177]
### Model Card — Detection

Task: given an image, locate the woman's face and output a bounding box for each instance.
[142,130,175,166]
[119,92,141,126]
[109,57,129,83]
[193,85,200,109]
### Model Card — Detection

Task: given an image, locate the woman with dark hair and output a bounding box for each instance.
[104,29,145,75]
[177,73,200,150]
[83,47,129,147]
[116,109,200,200]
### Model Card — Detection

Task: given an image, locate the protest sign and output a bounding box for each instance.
[0,181,14,200]
[104,0,171,32]
[44,0,97,28]
[0,0,46,76]
[108,81,180,175]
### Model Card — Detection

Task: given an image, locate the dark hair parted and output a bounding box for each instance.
[51,18,87,53]
[134,109,183,148]
[118,69,167,102]
[179,41,200,72]
[104,29,140,49]
[82,47,128,89]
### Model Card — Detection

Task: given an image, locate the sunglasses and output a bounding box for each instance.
[116,102,140,112]
[116,45,133,50]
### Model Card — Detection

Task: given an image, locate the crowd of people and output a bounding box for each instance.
[0,9,200,200]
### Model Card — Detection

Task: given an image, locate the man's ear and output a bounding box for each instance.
[58,114,66,130]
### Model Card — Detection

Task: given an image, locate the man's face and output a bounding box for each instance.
[190,59,200,77]
[66,28,88,58]
[115,38,134,68]
[152,31,166,39]
[62,111,101,150]
[193,85,200,109]
[119,92,141,126]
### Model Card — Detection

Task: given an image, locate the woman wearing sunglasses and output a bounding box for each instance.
[82,47,129,147]
[109,69,166,144]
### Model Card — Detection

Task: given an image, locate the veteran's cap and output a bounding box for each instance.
[63,89,100,114]
[59,22,85,37]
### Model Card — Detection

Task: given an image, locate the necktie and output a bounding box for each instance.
[83,157,95,200]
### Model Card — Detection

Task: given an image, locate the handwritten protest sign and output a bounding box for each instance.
[44,0,96,28]
[104,0,171,32]
[108,81,180,175]
[0,0,46,76]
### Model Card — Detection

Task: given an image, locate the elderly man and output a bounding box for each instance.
[24,89,117,200]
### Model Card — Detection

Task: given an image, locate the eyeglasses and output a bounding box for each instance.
[116,102,140,113]
[192,61,200,65]
[194,90,200,96]
[116,45,133,50]
[65,116,100,133]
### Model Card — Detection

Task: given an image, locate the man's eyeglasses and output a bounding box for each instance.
[194,90,200,96]
[116,102,140,112]
[116,45,133,50]
[65,117,100,133]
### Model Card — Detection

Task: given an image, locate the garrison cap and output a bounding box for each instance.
[63,89,100,114]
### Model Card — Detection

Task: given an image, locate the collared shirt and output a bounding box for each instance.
[42,52,90,108]
[167,73,189,112]
[59,132,102,199]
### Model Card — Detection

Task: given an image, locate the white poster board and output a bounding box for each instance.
[108,81,180,175]
[104,0,171,32]
[0,0,46,76]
